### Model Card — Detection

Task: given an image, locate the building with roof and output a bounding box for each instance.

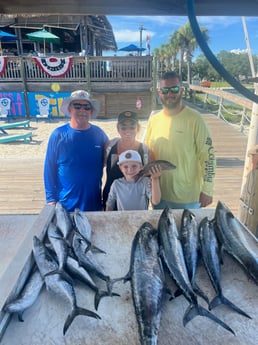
[0,14,117,55]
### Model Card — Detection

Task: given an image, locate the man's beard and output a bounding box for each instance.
[161,96,181,109]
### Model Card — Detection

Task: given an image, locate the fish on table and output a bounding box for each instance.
[55,202,74,240]
[215,200,258,286]
[199,216,251,319]
[3,268,44,322]
[72,232,119,309]
[125,222,166,345]
[32,236,100,335]
[47,222,69,277]
[180,209,209,305]
[157,207,235,335]
[73,208,106,253]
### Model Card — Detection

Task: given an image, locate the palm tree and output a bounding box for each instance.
[169,30,182,74]
[177,21,209,84]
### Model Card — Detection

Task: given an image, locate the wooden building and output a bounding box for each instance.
[0,15,154,119]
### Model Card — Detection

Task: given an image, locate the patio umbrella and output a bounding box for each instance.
[26,29,60,55]
[119,44,146,52]
[0,30,18,53]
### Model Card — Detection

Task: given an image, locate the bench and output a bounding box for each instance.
[0,132,33,144]
[0,120,31,130]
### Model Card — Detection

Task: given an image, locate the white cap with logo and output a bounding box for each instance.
[118,150,142,165]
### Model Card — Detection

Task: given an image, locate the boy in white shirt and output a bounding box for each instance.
[106,150,162,211]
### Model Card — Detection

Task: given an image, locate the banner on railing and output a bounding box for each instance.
[28,91,71,117]
[32,56,73,77]
[0,56,7,76]
[0,92,26,117]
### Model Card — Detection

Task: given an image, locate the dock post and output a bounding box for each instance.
[239,145,258,236]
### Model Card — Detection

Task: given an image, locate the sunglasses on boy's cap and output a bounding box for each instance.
[160,86,181,94]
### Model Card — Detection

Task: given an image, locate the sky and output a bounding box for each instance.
[106,15,258,59]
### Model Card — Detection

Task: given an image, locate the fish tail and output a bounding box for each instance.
[94,289,120,310]
[183,304,200,326]
[63,306,101,335]
[209,294,251,319]
[192,283,209,305]
[185,304,235,335]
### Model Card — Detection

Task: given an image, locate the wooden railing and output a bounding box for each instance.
[189,84,253,134]
[0,56,153,83]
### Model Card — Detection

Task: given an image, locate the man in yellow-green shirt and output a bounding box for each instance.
[145,71,216,209]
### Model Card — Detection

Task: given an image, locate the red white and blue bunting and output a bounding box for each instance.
[33,56,73,77]
[0,56,7,76]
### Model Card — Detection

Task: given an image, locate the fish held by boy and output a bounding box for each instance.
[135,159,176,179]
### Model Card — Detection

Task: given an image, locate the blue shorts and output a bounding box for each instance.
[153,199,201,210]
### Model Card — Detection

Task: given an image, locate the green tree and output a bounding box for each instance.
[193,54,220,81]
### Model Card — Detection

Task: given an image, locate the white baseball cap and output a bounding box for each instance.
[60,90,100,117]
[118,150,142,165]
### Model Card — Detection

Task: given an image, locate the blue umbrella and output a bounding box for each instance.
[119,44,146,52]
[0,30,18,53]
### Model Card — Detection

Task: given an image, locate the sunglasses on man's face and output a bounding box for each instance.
[160,86,181,94]
[72,103,92,110]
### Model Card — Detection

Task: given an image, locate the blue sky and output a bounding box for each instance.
[106,16,258,58]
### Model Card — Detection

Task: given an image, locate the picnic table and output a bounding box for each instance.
[0,120,30,130]
[0,120,32,143]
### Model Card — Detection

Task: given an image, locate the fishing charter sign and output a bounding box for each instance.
[28,91,71,118]
[0,92,26,117]
[33,56,73,77]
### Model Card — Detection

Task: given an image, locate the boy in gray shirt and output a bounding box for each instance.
[105,150,162,211]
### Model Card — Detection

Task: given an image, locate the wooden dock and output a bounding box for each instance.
[0,111,248,216]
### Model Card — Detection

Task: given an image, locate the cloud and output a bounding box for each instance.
[230,48,248,54]
[110,15,187,27]
[109,15,188,45]
[114,29,155,43]
[197,16,242,30]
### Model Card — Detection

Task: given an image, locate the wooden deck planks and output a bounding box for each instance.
[0,113,248,215]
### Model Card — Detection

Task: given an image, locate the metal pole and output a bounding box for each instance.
[242,17,255,77]
[239,17,258,233]
[139,24,146,57]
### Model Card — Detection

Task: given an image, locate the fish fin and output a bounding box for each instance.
[209,295,252,319]
[90,245,106,254]
[183,304,235,335]
[113,272,130,284]
[44,269,74,285]
[192,283,209,305]
[63,306,101,335]
[169,289,183,301]
[164,286,174,299]
[44,269,59,277]
[18,312,24,322]
[94,289,120,310]
[106,277,123,295]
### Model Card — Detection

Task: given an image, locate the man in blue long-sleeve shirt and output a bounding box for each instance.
[44,90,108,212]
